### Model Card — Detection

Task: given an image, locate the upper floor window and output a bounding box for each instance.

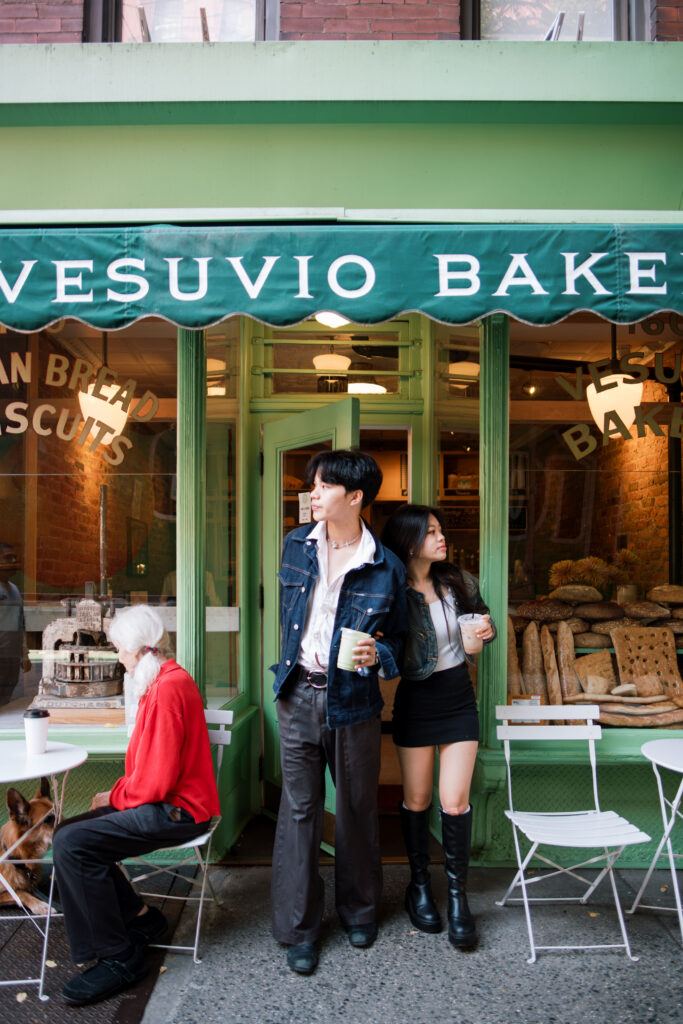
[462,1,649,40]
[122,0,258,41]
[84,0,274,41]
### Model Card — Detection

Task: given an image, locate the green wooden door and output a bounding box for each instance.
[261,398,360,835]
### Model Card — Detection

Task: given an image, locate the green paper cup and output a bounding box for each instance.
[338,627,373,672]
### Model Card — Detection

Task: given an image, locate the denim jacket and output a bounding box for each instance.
[272,523,407,728]
[400,570,496,682]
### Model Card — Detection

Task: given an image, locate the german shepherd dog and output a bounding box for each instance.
[0,778,55,915]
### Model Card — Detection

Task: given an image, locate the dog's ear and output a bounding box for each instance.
[36,777,51,800]
[6,787,31,826]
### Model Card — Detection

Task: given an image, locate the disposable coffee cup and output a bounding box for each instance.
[338,627,374,672]
[23,708,50,755]
[458,613,487,655]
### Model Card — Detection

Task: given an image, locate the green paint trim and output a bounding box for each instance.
[478,314,510,750]
[1,100,681,128]
[2,208,683,226]
[177,329,207,693]
[413,316,434,503]
[1,42,681,109]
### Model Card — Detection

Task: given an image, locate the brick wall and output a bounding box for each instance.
[651,1,683,39]
[280,0,461,40]
[33,424,175,596]
[0,1,84,44]
[591,380,671,593]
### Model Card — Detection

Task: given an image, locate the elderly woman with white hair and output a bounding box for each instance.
[53,604,219,1007]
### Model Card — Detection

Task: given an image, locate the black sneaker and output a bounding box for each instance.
[62,946,148,1006]
[128,906,168,946]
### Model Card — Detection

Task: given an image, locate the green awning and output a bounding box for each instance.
[0,223,680,330]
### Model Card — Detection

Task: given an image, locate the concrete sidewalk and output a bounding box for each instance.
[140,864,682,1024]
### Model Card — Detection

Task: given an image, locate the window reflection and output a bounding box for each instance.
[481,0,612,40]
[121,0,257,42]
[0,320,177,720]
[507,314,683,726]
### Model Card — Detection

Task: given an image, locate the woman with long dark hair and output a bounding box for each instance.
[382,504,495,949]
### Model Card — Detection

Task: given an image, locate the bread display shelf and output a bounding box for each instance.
[508,594,683,728]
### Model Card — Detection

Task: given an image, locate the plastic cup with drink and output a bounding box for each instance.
[458,613,488,655]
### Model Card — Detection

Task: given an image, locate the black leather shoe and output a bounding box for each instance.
[286,941,318,974]
[346,923,378,948]
[62,946,148,1006]
[128,906,168,947]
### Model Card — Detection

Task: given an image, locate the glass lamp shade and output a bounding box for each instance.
[585,374,644,432]
[78,382,129,443]
[314,312,350,329]
[312,353,352,372]
[448,360,480,390]
[348,380,387,394]
[207,356,227,396]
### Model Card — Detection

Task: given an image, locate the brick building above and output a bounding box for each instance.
[1,1,682,43]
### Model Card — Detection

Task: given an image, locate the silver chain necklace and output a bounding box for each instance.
[328,531,362,550]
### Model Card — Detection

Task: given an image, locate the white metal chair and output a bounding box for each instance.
[126,708,233,963]
[495,704,650,964]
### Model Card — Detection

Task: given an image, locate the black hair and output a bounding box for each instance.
[381,503,473,612]
[305,449,382,509]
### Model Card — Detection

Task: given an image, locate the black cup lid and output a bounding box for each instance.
[24,709,50,718]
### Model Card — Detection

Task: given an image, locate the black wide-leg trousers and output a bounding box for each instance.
[271,679,382,945]
[53,802,208,962]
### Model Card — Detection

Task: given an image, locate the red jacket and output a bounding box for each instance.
[110,660,220,824]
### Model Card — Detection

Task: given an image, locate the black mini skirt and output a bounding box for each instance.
[392,662,479,747]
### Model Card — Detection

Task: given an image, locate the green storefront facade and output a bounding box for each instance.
[0,40,682,864]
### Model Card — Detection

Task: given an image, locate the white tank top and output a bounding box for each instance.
[428,594,465,672]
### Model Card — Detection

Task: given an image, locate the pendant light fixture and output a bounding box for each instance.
[314,312,350,329]
[585,324,644,432]
[347,360,387,395]
[312,345,351,393]
[77,333,129,443]
[448,359,480,391]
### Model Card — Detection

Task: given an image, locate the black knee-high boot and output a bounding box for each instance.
[399,805,442,933]
[441,807,477,949]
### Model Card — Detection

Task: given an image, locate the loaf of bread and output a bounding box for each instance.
[557,620,582,698]
[540,626,563,709]
[521,621,547,698]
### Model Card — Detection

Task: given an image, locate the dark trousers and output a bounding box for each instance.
[271,679,382,945]
[52,802,208,963]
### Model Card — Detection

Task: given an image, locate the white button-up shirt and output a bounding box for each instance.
[298,519,376,673]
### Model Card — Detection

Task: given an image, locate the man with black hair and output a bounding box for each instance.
[271,449,406,974]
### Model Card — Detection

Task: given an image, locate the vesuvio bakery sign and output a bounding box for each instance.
[0,224,681,330]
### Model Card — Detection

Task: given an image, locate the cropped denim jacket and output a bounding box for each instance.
[400,570,496,682]
[271,523,407,729]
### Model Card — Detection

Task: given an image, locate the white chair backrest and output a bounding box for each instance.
[495,704,602,813]
[204,708,234,777]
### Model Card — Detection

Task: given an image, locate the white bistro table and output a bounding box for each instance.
[0,739,88,1000]
[628,738,683,945]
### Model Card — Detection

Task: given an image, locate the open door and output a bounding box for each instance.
[261,398,360,841]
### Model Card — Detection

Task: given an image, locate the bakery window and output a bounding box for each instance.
[506,313,683,727]
[0,320,178,728]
